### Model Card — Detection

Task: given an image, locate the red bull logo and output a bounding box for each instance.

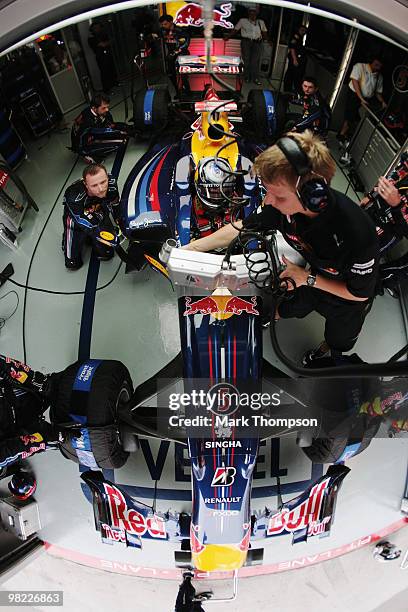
[184,296,259,320]
[267,478,330,536]
[174,2,233,29]
[20,432,44,446]
[104,483,167,539]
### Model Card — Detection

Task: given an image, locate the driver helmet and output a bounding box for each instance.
[195,157,235,213]
[8,471,37,500]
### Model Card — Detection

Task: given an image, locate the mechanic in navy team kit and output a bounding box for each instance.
[158,14,191,93]
[184,131,380,366]
[283,24,308,94]
[71,93,128,163]
[62,163,120,270]
[286,76,331,139]
[0,355,61,474]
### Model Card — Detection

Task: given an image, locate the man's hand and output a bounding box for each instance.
[279,255,308,290]
[377,176,401,207]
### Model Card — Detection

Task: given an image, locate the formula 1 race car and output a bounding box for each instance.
[71,242,408,576]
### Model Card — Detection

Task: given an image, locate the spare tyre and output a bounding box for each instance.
[53,360,133,469]
[133,88,170,137]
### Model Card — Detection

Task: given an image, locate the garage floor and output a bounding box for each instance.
[0,86,407,608]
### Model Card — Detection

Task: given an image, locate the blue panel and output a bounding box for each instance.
[262,90,276,136]
[73,360,102,392]
[143,90,155,125]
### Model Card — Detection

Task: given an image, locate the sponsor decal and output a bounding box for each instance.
[10,370,28,384]
[190,525,205,553]
[99,230,114,241]
[21,443,46,459]
[20,433,44,445]
[351,267,373,275]
[267,478,329,536]
[104,483,167,539]
[239,526,251,551]
[0,169,10,188]
[101,524,126,543]
[144,254,170,278]
[211,509,239,516]
[205,440,242,449]
[204,496,241,504]
[184,295,259,319]
[321,267,339,275]
[352,259,375,269]
[211,466,236,487]
[174,2,233,29]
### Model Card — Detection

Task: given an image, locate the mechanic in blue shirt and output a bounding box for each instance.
[62,163,120,270]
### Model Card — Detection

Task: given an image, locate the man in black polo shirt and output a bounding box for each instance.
[284,25,308,94]
[184,131,380,366]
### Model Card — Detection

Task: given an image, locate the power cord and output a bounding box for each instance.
[0,290,19,332]
[0,261,123,295]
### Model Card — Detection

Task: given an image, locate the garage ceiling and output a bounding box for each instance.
[0,0,406,54]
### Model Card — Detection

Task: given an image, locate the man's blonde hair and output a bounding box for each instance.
[253,130,336,188]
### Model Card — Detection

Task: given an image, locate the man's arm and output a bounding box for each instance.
[183,221,242,251]
[351,78,368,106]
[279,258,369,301]
[376,92,387,108]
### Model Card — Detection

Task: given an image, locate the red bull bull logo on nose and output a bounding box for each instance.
[183,296,259,319]
[174,2,233,29]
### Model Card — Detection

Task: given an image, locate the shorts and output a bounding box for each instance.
[344,89,369,123]
[278,286,372,352]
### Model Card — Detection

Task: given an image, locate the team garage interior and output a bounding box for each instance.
[0,0,407,610]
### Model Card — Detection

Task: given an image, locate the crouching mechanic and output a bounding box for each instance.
[0,354,130,474]
[184,131,380,366]
[62,163,120,270]
[0,355,61,473]
[71,93,128,163]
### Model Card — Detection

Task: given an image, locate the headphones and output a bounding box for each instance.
[276,136,331,212]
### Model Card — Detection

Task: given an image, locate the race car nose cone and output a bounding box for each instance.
[192,543,247,572]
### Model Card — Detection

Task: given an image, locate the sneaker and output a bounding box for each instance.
[339,152,352,166]
[83,155,96,164]
[254,79,262,86]
[65,258,83,270]
[385,286,400,299]
[302,341,330,367]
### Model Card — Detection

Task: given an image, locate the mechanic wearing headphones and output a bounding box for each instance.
[0,355,61,474]
[62,163,120,270]
[71,93,128,163]
[184,131,380,366]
